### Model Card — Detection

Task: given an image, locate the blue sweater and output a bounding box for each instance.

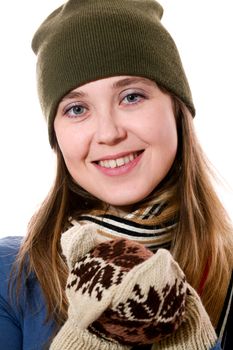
[0,237,225,349]
[0,236,55,350]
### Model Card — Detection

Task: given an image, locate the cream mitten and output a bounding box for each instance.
[151,285,217,350]
[51,224,217,349]
[50,225,130,349]
[50,225,188,349]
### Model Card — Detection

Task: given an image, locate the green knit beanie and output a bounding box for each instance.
[32,0,195,147]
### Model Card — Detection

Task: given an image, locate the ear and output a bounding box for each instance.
[61,223,98,269]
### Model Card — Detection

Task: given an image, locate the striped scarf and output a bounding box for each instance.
[69,201,178,253]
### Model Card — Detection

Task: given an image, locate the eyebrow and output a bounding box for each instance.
[61,77,155,101]
[112,77,155,89]
[61,90,85,100]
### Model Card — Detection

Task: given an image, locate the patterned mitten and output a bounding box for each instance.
[50,224,187,349]
[50,224,130,350]
[152,285,217,350]
[50,224,217,349]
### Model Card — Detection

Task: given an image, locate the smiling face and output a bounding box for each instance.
[54,76,178,207]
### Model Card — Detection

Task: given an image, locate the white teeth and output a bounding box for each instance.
[98,153,138,168]
[116,158,125,166]
[129,154,134,161]
[109,160,117,168]
[124,156,131,164]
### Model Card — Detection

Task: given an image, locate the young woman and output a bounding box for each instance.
[0,0,232,349]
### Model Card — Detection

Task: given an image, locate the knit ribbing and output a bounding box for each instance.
[50,321,130,350]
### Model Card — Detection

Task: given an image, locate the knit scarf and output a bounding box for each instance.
[69,200,178,253]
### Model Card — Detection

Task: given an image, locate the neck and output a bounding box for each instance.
[107,205,134,217]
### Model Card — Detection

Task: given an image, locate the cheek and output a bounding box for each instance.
[55,125,87,164]
[158,116,178,155]
[141,103,177,152]
[143,107,178,173]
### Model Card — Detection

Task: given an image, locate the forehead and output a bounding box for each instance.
[61,76,157,100]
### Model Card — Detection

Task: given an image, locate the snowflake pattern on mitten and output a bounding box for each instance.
[66,238,187,345]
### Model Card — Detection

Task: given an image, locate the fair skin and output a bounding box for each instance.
[54,76,178,207]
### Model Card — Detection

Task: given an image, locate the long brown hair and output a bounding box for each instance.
[12,95,233,327]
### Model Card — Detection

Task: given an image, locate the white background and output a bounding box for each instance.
[0,1,232,238]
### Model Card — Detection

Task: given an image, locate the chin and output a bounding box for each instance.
[101,192,153,208]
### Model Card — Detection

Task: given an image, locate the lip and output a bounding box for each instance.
[92,150,144,162]
[93,150,144,176]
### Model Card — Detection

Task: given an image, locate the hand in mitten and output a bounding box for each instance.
[105,248,218,350]
[50,224,130,350]
[151,284,218,350]
[50,224,188,349]
[98,246,217,350]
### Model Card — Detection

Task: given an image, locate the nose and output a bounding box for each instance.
[95,110,127,145]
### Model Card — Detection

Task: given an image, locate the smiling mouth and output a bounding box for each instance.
[95,151,143,169]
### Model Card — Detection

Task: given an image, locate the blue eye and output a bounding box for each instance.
[123,93,144,104]
[64,104,86,118]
